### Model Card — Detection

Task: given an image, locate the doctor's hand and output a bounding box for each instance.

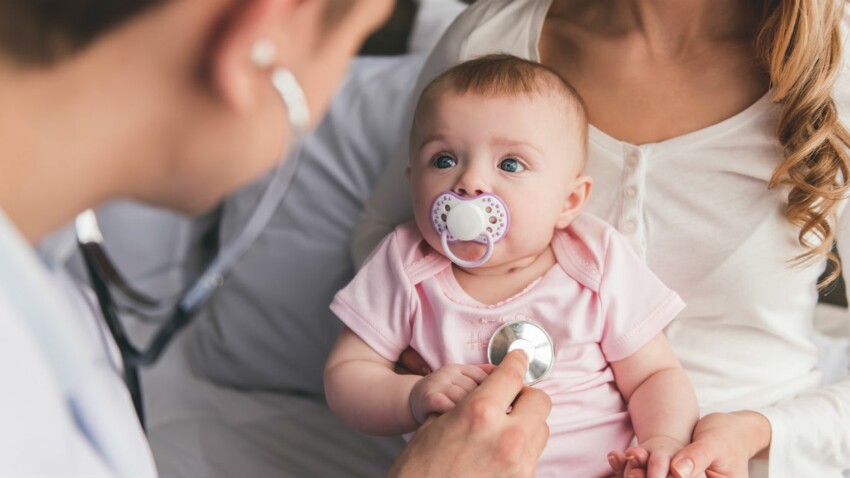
[409,363,492,424]
[389,351,552,478]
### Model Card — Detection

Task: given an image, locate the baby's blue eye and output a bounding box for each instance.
[499,157,524,173]
[433,154,457,169]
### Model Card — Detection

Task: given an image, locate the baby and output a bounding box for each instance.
[325,54,698,477]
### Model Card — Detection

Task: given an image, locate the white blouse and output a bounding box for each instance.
[352,0,850,476]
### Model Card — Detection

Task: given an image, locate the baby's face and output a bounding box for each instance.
[409,91,589,268]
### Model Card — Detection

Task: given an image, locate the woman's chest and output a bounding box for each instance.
[538,26,769,145]
[581,118,817,310]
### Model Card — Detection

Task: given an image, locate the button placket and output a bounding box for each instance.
[619,147,647,253]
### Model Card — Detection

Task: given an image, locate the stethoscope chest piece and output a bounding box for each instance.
[487,320,554,385]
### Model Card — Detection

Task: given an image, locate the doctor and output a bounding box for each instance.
[0,0,550,476]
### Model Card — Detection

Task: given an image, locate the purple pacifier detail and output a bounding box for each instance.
[430,192,510,268]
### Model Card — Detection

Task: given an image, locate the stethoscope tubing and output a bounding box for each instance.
[77,141,304,428]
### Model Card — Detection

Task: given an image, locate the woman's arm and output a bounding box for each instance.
[324,327,422,435]
[610,332,699,477]
[661,204,850,478]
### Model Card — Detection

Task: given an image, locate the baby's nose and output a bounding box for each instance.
[454,169,487,197]
[455,185,484,197]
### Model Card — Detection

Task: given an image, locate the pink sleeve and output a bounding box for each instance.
[330,230,414,362]
[598,232,685,362]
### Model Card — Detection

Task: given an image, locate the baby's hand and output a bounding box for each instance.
[610,436,688,478]
[409,363,492,424]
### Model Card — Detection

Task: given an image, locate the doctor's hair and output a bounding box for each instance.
[411,54,589,156]
[0,0,166,65]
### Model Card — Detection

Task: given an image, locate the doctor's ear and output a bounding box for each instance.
[556,175,592,229]
[210,0,393,119]
[209,0,302,111]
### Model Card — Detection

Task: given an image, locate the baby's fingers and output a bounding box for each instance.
[646,451,672,478]
[421,392,455,417]
[451,372,480,394]
[459,364,491,384]
[624,447,649,478]
[607,450,628,476]
[626,447,649,467]
[443,384,473,405]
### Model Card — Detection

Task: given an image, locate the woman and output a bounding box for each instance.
[353,0,850,476]
[0,0,550,476]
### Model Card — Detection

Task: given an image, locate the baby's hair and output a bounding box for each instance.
[412,54,589,155]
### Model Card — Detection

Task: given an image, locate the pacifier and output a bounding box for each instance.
[430,192,510,268]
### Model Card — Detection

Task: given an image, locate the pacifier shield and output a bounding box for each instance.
[430,192,509,244]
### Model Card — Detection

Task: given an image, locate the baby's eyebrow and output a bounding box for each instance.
[418,132,452,151]
[490,136,543,156]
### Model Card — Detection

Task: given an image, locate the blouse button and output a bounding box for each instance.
[626,152,640,167]
[624,186,638,199]
[623,219,637,234]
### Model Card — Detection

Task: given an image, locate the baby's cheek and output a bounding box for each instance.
[414,214,442,249]
[506,220,555,255]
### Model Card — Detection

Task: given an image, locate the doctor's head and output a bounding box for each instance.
[407,54,593,269]
[0,0,391,222]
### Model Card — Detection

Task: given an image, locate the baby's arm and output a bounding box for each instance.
[325,327,491,435]
[610,332,699,478]
[325,327,422,435]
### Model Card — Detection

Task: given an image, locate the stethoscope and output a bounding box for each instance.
[75,67,310,428]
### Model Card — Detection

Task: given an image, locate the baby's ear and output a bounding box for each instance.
[556,175,592,228]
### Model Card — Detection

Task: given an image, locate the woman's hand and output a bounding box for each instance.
[668,411,771,478]
[608,412,771,478]
[389,350,552,478]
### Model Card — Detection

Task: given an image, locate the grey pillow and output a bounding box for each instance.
[190,55,426,393]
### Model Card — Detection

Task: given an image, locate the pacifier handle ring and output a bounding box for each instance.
[440,229,494,268]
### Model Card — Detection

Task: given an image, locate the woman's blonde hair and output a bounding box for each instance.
[757,0,850,287]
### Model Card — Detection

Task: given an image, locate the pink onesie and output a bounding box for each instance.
[331,212,685,477]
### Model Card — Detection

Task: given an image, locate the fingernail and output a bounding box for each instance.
[421,366,431,375]
[607,454,618,470]
[627,456,639,466]
[673,458,693,477]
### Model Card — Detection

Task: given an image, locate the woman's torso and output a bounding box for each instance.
[409,0,841,414]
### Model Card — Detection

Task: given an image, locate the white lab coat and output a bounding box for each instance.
[0,210,157,477]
